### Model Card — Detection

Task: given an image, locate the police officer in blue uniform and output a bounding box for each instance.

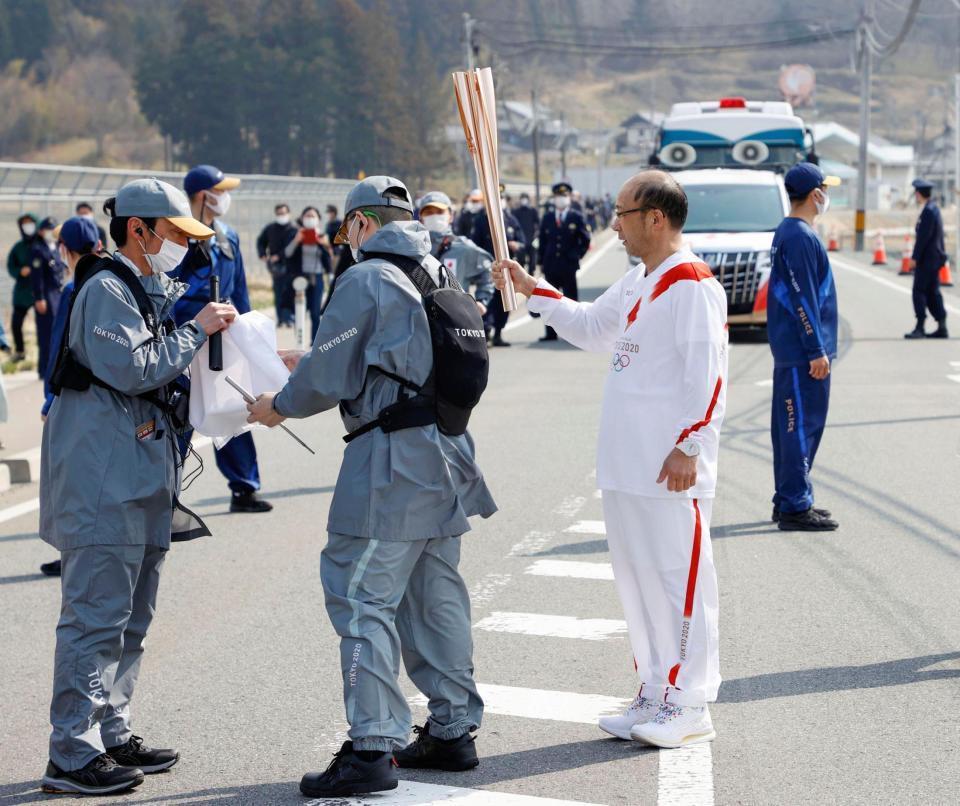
[173,164,273,513]
[536,182,591,341]
[471,185,526,347]
[905,178,948,339]
[768,163,840,532]
[31,217,66,379]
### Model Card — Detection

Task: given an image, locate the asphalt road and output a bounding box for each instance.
[1,238,959,805]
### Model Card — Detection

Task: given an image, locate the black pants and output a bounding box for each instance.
[543,270,579,339]
[912,264,946,325]
[272,271,294,325]
[11,303,30,354]
[483,292,509,338]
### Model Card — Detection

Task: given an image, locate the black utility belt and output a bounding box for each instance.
[343,397,436,443]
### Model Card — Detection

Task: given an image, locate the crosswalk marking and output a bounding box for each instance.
[525,559,615,580]
[410,683,630,725]
[305,780,603,805]
[564,520,607,535]
[657,744,715,806]
[475,611,627,641]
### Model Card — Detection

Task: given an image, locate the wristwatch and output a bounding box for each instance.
[676,439,700,458]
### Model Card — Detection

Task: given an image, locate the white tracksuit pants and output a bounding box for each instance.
[602,491,721,706]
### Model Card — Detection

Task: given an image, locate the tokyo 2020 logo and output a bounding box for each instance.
[612,353,631,372]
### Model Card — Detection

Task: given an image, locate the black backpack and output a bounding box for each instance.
[343,252,489,442]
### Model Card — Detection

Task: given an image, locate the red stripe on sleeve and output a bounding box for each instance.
[532,287,563,300]
[676,376,723,444]
[624,297,642,329]
[649,261,714,302]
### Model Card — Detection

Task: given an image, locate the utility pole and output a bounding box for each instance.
[532,87,541,209]
[463,13,477,187]
[854,0,874,252]
[955,36,959,270]
[560,112,568,179]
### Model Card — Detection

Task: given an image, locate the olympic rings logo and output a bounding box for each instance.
[612,353,631,372]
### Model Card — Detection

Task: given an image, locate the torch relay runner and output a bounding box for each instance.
[493,170,728,749]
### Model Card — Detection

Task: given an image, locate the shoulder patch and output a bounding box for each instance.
[649,262,714,302]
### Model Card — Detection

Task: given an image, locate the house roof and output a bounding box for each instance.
[811,122,914,166]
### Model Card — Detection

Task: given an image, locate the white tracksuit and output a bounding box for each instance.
[527,248,727,705]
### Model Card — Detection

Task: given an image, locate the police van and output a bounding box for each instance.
[648,98,816,328]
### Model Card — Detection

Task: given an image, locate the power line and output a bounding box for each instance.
[864,0,923,58]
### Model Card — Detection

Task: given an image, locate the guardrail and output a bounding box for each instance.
[0,161,356,307]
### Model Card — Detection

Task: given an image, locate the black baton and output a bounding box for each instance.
[208,274,222,371]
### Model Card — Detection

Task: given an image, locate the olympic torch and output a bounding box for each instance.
[453,67,517,312]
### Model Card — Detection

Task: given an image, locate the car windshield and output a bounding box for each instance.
[683,184,784,233]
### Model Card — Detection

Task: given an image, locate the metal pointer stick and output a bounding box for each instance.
[224,374,315,455]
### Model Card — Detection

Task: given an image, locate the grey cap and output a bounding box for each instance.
[114,178,214,239]
[418,191,453,212]
[335,176,414,243]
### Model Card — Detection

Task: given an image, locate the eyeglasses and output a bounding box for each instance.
[614,205,650,219]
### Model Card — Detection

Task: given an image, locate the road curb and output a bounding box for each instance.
[0,447,42,484]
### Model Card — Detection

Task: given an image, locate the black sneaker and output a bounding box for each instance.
[904,326,927,339]
[929,323,949,339]
[300,741,398,798]
[491,336,511,348]
[772,506,832,523]
[394,723,479,771]
[229,491,273,513]
[40,560,61,577]
[41,754,144,795]
[778,508,839,531]
[106,734,179,773]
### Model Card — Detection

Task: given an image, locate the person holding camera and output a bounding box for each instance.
[284,205,332,339]
[38,178,236,796]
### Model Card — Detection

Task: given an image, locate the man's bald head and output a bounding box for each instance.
[620,170,688,231]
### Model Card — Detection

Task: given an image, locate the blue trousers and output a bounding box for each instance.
[771,366,831,514]
[180,429,261,494]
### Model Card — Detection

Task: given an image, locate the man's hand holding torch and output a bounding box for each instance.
[492,259,536,298]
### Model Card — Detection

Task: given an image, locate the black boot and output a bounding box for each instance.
[394,723,479,771]
[772,506,832,523]
[229,490,273,513]
[40,560,61,577]
[904,323,927,339]
[106,734,179,774]
[778,508,839,532]
[300,741,398,798]
[929,318,949,339]
[491,331,511,347]
[41,754,144,795]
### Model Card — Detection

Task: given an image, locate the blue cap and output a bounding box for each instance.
[912,178,934,191]
[183,164,241,197]
[59,216,100,252]
[784,162,841,199]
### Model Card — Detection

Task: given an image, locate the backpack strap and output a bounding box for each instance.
[363,251,439,296]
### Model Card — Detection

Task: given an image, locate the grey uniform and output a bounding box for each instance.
[274,221,496,751]
[40,255,207,770]
[429,229,495,308]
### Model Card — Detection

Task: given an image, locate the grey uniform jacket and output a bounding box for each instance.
[429,229,495,308]
[274,222,497,540]
[40,257,207,551]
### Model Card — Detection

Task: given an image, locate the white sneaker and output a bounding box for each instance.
[598,692,660,740]
[630,703,716,748]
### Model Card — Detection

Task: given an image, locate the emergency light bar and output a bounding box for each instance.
[719,97,747,109]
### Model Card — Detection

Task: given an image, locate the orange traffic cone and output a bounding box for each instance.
[827,229,839,252]
[940,260,954,287]
[899,235,913,275]
[872,232,888,265]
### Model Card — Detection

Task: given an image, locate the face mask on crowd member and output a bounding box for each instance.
[554,195,571,211]
[302,213,320,230]
[20,219,36,237]
[813,188,830,216]
[421,208,450,233]
[42,229,57,247]
[204,189,231,218]
[134,220,189,274]
[346,211,380,261]
[519,195,531,206]
[276,212,290,225]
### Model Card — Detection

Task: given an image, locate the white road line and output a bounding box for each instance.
[305,781,602,806]
[475,611,627,641]
[410,683,630,724]
[503,235,622,332]
[525,559,614,580]
[947,374,960,384]
[0,497,40,525]
[754,378,773,387]
[831,255,960,317]
[508,530,552,557]
[469,573,513,608]
[553,494,587,519]
[657,744,715,806]
[565,520,607,535]
[949,361,960,368]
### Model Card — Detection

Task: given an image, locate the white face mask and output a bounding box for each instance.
[348,215,369,261]
[302,216,320,230]
[142,229,188,274]
[79,213,95,222]
[205,190,231,217]
[275,214,290,226]
[43,232,57,246]
[814,190,830,216]
[422,213,449,233]
[21,222,36,237]
[466,201,482,214]
[554,195,570,211]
